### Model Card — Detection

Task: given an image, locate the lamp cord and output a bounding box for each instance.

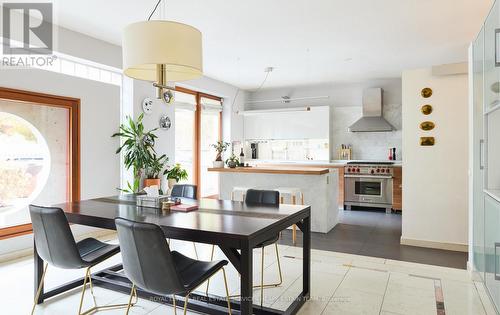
[147,0,163,21]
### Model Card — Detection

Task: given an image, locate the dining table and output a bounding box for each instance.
[33,195,311,315]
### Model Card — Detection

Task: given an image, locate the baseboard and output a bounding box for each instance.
[400,237,468,252]
[0,229,117,264]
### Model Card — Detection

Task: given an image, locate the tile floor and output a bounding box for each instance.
[279,209,468,269]
[0,235,495,315]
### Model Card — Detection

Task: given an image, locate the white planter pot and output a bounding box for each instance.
[213,160,224,168]
[167,178,177,194]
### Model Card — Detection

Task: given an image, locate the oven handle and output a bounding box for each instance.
[344,175,393,179]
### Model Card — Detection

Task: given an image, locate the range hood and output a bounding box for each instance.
[348,88,394,132]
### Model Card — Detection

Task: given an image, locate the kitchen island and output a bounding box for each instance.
[208,166,339,233]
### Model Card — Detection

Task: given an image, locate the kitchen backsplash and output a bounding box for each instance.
[330,103,402,160]
[249,139,329,161]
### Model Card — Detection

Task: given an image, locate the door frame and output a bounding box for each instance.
[175,86,222,198]
[0,87,80,239]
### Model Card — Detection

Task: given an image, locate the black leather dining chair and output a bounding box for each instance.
[115,218,232,315]
[207,189,283,307]
[29,205,135,315]
[171,184,197,200]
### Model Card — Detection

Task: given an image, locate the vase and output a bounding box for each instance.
[213,160,224,168]
[167,178,177,194]
[143,178,160,188]
[227,161,237,168]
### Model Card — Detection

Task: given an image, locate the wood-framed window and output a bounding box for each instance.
[0,87,80,240]
[174,86,222,198]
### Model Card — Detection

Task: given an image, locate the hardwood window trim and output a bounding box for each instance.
[0,87,80,239]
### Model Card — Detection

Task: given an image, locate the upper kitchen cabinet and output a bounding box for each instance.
[243,106,329,140]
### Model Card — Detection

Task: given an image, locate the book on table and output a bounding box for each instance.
[170,204,198,212]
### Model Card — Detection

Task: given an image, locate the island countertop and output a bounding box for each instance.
[207,166,330,175]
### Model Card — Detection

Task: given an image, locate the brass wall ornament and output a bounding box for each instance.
[421,104,433,115]
[420,121,435,131]
[421,87,433,98]
[420,137,435,146]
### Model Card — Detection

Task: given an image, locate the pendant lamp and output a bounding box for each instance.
[122,1,203,100]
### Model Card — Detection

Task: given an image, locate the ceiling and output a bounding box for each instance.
[51,0,491,90]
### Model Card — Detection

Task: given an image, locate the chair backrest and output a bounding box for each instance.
[171,184,197,200]
[245,189,280,206]
[29,205,84,269]
[115,218,185,295]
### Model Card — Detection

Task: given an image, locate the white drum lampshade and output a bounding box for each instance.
[122,20,203,82]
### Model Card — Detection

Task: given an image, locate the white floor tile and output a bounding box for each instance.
[1,241,495,315]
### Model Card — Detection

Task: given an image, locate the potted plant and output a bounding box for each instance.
[210,141,230,168]
[164,163,188,191]
[112,113,158,193]
[226,154,239,168]
[144,154,168,188]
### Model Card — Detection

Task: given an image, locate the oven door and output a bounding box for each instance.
[344,175,393,205]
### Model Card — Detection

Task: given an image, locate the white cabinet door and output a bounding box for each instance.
[244,106,329,140]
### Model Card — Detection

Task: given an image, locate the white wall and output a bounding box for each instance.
[401,67,469,250]
[246,79,402,160]
[0,68,121,256]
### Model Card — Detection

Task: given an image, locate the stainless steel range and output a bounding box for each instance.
[344,161,394,213]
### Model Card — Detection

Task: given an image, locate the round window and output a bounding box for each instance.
[0,112,50,214]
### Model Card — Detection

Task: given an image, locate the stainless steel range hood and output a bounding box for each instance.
[348,88,394,132]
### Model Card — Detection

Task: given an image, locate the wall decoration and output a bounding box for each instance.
[421,87,433,98]
[159,115,171,130]
[142,97,153,114]
[421,104,433,115]
[420,137,435,146]
[420,121,435,131]
[162,89,174,104]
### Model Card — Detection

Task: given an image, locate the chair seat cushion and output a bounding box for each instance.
[171,251,228,293]
[255,234,280,248]
[77,238,120,266]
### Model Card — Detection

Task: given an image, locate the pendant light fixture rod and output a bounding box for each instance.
[147,0,163,21]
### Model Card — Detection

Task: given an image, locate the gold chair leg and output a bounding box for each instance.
[222,268,232,315]
[183,293,190,315]
[275,243,283,286]
[78,267,91,315]
[31,263,48,315]
[125,283,136,315]
[79,267,138,315]
[205,245,215,295]
[251,243,283,290]
[172,294,177,315]
[260,247,264,307]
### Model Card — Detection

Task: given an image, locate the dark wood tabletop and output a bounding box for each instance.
[42,194,311,315]
[57,194,310,247]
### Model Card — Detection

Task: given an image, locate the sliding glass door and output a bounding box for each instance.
[0,88,79,239]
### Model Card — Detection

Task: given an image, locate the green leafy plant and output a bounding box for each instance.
[164,163,188,182]
[225,153,239,167]
[112,113,158,193]
[145,154,168,179]
[210,141,230,161]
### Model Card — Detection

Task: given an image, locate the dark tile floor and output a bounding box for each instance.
[278,208,467,269]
